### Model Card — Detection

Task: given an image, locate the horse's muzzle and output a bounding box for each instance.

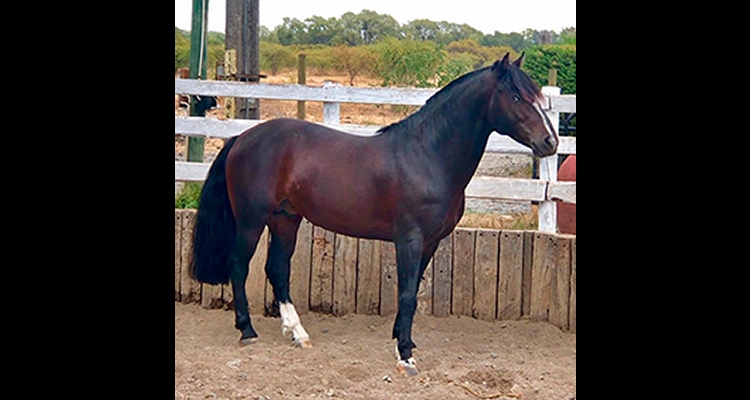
[532,135,558,157]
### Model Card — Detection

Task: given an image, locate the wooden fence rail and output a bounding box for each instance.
[175,209,576,332]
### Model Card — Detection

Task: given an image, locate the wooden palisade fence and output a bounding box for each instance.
[176,209,576,332]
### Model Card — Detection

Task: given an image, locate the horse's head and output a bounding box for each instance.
[487,53,558,157]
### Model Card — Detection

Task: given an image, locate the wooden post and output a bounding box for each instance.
[226,0,260,120]
[356,239,381,315]
[323,81,341,124]
[547,68,558,87]
[223,49,238,119]
[186,0,209,162]
[538,86,561,233]
[297,53,306,120]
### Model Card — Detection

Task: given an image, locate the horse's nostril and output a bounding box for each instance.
[545,136,557,148]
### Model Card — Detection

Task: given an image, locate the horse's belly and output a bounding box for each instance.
[290,185,394,241]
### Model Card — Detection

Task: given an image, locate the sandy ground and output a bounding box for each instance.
[175,303,575,399]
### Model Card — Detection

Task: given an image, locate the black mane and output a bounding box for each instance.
[376,61,542,135]
[376,66,491,134]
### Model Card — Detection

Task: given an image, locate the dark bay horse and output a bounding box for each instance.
[190,53,558,376]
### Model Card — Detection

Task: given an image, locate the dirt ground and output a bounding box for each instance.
[175,303,575,400]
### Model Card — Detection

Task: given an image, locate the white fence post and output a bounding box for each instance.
[323,81,341,124]
[538,86,561,233]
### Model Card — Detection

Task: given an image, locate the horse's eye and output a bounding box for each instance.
[512,94,521,103]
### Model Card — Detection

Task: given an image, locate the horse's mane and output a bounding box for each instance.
[376,61,542,135]
[376,67,490,134]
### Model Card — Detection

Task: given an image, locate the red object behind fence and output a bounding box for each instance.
[556,155,576,235]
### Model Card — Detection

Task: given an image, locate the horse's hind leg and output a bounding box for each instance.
[230,221,265,345]
[266,212,311,348]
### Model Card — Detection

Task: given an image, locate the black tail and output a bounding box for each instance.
[190,136,239,285]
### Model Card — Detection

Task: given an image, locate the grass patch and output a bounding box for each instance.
[457,206,538,230]
[175,182,203,209]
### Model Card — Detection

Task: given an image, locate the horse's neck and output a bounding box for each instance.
[411,86,493,190]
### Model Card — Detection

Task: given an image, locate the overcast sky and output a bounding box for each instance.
[175,0,576,35]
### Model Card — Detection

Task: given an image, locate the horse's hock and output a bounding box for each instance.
[175,208,576,333]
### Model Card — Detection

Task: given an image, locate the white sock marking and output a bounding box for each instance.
[279,303,309,342]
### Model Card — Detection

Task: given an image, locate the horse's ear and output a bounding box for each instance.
[513,52,525,68]
[492,53,511,78]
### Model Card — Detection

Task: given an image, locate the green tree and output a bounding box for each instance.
[175,27,190,71]
[305,16,342,45]
[374,38,445,88]
[332,45,378,85]
[445,39,517,69]
[523,45,576,94]
[403,19,440,41]
[481,31,529,52]
[274,17,308,45]
[340,10,401,45]
[557,27,576,45]
[260,42,295,75]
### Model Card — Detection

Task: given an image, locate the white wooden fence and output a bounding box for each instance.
[174,78,576,232]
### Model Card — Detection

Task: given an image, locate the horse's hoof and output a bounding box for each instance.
[294,337,312,348]
[397,358,418,376]
[282,326,294,339]
[239,336,259,346]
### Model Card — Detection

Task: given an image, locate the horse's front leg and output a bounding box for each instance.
[392,233,433,376]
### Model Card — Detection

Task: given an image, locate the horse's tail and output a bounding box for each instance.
[190,136,239,285]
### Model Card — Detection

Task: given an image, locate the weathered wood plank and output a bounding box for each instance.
[452,229,476,317]
[175,79,575,113]
[549,94,577,113]
[356,239,381,315]
[417,254,434,315]
[498,230,524,321]
[521,231,534,317]
[530,232,556,322]
[473,229,499,321]
[569,237,576,333]
[175,161,210,182]
[174,116,259,138]
[290,219,313,314]
[310,227,334,313]
[175,79,436,105]
[432,235,453,317]
[176,162,575,205]
[549,235,572,330]
[180,210,200,304]
[265,270,276,317]
[333,234,358,316]
[201,282,223,309]
[465,177,546,202]
[222,282,232,307]
[246,227,269,315]
[548,181,577,204]
[175,116,576,155]
[175,210,183,301]
[380,241,398,316]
